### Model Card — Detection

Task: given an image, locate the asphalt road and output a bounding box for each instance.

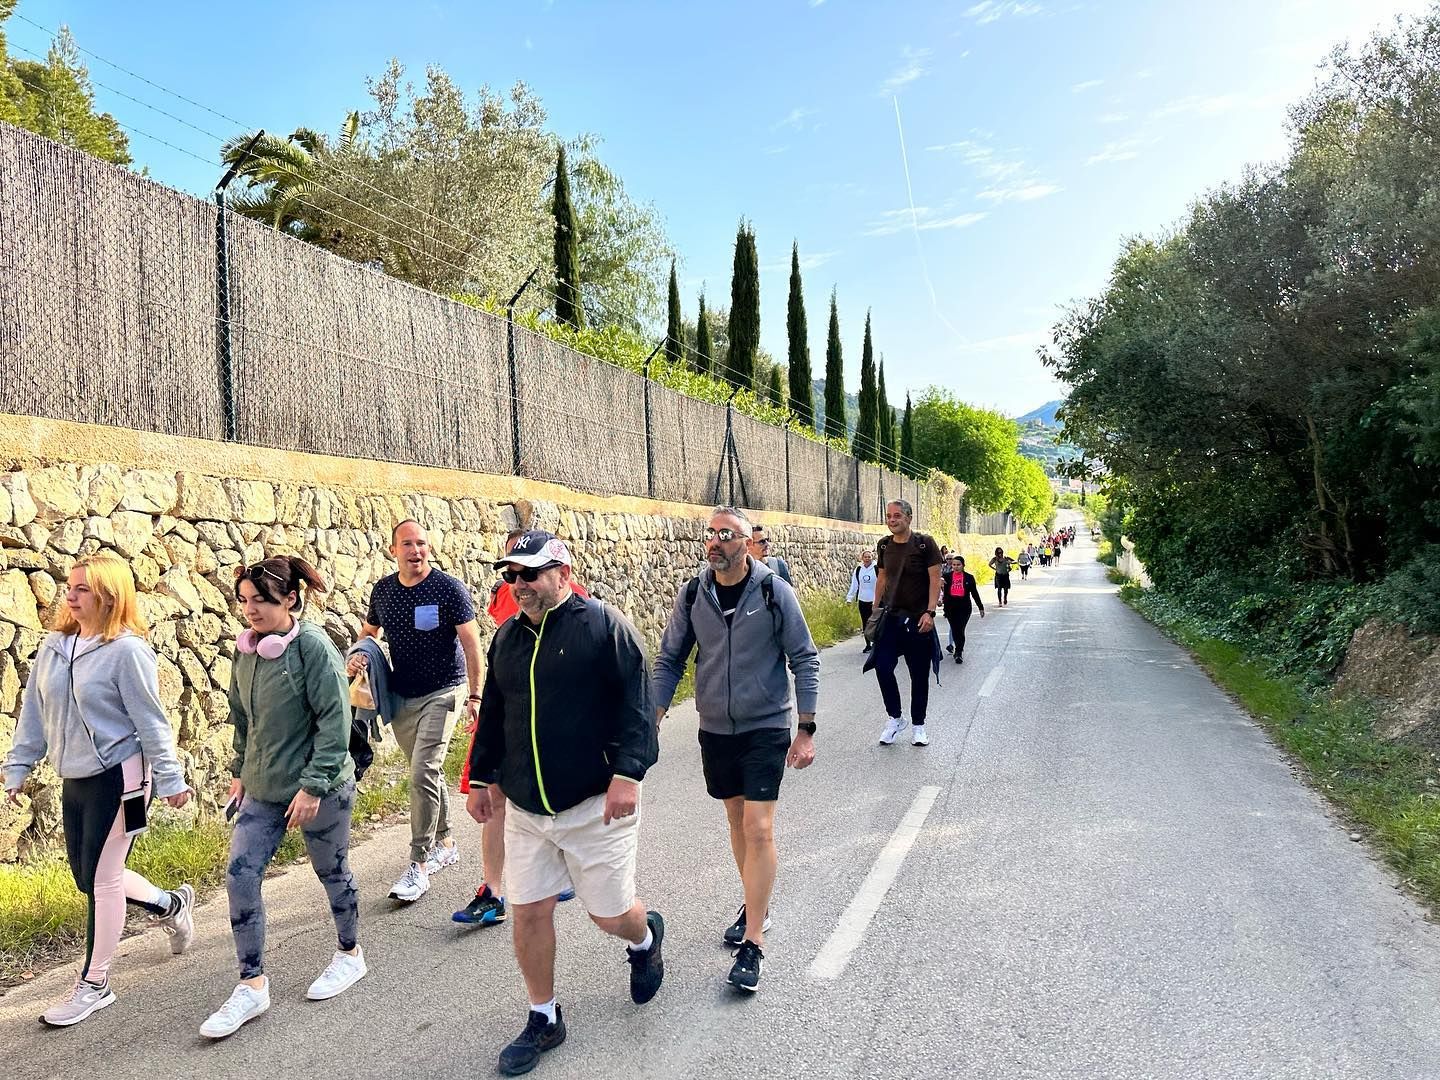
[6,512,1440,1079]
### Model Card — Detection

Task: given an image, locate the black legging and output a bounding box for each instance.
[945,604,971,657]
[874,621,935,723]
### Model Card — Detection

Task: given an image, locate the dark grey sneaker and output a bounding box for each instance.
[498,1007,567,1076]
[728,940,764,993]
[723,904,773,948]
[627,910,665,1004]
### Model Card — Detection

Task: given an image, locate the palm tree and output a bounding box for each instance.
[219,112,360,243]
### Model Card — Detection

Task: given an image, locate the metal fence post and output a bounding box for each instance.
[505,268,539,477]
[855,456,862,523]
[642,339,664,500]
[212,131,261,443]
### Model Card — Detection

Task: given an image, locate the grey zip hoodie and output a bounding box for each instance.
[653,558,819,734]
[3,631,187,798]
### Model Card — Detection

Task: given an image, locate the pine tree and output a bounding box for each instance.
[901,393,916,473]
[726,221,760,389]
[823,291,847,440]
[552,144,584,329]
[877,358,895,466]
[694,292,714,376]
[786,242,814,425]
[665,259,683,368]
[767,363,785,408]
[853,312,879,462]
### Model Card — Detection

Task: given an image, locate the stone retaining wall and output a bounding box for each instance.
[0,457,877,861]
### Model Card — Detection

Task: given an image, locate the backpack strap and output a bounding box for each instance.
[685,575,701,612]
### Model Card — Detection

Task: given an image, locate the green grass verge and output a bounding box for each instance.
[1122,584,1440,909]
[2,587,867,982]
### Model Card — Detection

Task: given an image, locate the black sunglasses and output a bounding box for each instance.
[501,562,562,584]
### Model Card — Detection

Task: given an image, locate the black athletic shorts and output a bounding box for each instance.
[698,728,792,802]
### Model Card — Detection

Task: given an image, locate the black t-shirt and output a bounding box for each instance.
[365,569,476,699]
[712,565,754,625]
[878,532,941,617]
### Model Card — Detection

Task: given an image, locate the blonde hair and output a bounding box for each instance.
[52,553,148,641]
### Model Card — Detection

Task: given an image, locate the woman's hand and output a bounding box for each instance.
[286,789,321,829]
[163,788,192,809]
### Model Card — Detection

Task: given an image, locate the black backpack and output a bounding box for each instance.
[684,573,781,646]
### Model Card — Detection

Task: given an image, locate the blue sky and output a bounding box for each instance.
[8,0,1432,416]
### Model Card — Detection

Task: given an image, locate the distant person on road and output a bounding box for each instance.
[866,499,943,747]
[467,531,663,1076]
[1052,537,1062,564]
[4,553,194,1029]
[989,548,1015,607]
[201,557,363,1040]
[846,548,878,653]
[748,525,793,585]
[347,520,483,904]
[654,506,819,994]
[453,528,583,927]
[1017,547,1032,580]
[941,555,985,664]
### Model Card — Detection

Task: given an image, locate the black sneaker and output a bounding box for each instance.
[452,886,507,926]
[498,1007,566,1076]
[627,911,665,1004]
[954,652,963,664]
[722,904,774,947]
[945,643,954,653]
[728,940,764,993]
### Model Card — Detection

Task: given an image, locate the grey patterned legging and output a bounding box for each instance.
[226,781,358,979]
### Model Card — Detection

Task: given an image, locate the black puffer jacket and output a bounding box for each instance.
[469,592,657,816]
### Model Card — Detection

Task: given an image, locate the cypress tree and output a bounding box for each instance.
[695,292,714,376]
[853,311,879,462]
[823,291,846,440]
[665,260,683,368]
[877,358,894,465]
[552,144,584,329]
[786,242,815,425]
[767,363,785,408]
[726,221,760,389]
[901,393,915,473]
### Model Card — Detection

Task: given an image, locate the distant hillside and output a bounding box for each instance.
[1016,399,1063,427]
[811,379,858,435]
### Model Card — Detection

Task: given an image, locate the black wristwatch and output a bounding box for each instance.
[797,720,816,736]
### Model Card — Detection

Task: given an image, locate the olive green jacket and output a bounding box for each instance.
[228,620,354,803]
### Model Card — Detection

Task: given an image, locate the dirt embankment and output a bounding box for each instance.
[1336,619,1440,748]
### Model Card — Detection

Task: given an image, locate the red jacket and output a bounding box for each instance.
[459,577,591,792]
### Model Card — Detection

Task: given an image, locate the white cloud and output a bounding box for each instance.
[810,0,826,6]
[1096,112,1129,125]
[976,183,1062,203]
[761,250,840,272]
[864,207,987,237]
[965,0,1045,24]
[879,47,931,96]
[1071,79,1104,93]
[1085,138,1144,166]
[773,106,818,131]
[762,145,789,155]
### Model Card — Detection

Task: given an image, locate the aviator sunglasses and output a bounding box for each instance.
[501,561,563,584]
[703,528,743,542]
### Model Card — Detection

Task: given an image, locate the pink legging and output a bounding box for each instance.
[84,755,167,984]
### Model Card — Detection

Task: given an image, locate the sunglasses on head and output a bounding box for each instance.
[704,528,742,542]
[501,562,562,584]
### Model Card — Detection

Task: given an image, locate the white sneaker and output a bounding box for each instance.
[40,978,115,1027]
[200,980,270,1039]
[389,861,430,902]
[306,948,368,1001]
[879,717,905,745]
[424,841,460,875]
[912,725,930,746]
[149,883,195,955]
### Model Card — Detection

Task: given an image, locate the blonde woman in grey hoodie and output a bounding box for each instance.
[4,553,194,1027]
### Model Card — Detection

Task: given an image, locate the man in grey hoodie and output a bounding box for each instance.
[653,506,818,994]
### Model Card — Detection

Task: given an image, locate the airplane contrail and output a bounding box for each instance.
[893,95,969,345]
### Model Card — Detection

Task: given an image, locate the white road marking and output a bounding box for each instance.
[808,785,942,981]
[978,666,1004,698]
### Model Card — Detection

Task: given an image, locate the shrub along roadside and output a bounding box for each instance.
[1120,583,1440,911]
[1,588,867,984]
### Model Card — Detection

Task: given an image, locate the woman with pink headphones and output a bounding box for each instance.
[199,556,364,1039]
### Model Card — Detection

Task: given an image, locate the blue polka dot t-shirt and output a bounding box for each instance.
[365,569,476,699]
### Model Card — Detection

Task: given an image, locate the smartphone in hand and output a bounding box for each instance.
[224,795,242,822]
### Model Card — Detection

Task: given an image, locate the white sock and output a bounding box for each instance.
[631,927,654,953]
[531,998,558,1024]
[141,883,169,911]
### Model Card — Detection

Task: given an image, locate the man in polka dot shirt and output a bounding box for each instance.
[348,519,484,903]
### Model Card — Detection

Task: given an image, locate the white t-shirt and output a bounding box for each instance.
[847,563,878,603]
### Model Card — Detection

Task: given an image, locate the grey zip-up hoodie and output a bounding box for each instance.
[653,558,819,734]
[3,631,187,797]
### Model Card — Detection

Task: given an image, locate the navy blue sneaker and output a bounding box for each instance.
[498,1006,566,1075]
[557,888,576,903]
[452,886,507,925]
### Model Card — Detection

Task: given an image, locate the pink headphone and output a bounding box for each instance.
[236,620,301,660]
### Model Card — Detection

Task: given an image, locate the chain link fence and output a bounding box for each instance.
[0,121,928,528]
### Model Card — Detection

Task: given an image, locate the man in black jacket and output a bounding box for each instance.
[466,531,663,1077]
